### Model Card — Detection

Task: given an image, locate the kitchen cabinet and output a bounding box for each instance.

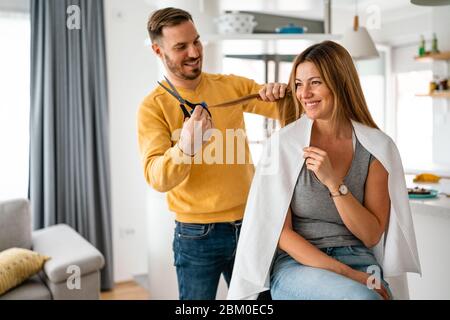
[405,175,450,299]
[202,33,341,42]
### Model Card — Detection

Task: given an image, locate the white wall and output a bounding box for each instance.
[332,2,433,48]
[104,0,157,282]
[369,7,432,47]
[431,7,450,166]
[0,0,29,12]
[387,6,450,168]
[334,3,450,172]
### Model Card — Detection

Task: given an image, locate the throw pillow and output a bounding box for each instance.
[0,248,50,296]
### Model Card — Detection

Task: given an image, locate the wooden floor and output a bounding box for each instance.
[101,281,150,300]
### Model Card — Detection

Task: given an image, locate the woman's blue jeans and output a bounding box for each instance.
[270,245,393,300]
[172,220,241,300]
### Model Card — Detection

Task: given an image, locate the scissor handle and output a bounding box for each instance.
[186,102,211,118]
[180,104,191,119]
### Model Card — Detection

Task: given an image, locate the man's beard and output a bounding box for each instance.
[164,54,202,81]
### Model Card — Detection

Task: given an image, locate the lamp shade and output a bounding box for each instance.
[411,0,450,6]
[341,25,379,60]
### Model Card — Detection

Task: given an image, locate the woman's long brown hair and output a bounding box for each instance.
[278,41,379,133]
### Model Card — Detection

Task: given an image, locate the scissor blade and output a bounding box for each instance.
[157,81,185,105]
[164,76,186,104]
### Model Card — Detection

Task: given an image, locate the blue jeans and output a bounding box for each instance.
[172,220,241,300]
[270,245,393,300]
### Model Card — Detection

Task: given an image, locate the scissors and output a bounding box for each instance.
[157,76,212,119]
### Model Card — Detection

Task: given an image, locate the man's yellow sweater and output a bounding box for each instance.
[137,73,278,223]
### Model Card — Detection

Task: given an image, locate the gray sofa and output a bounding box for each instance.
[0,199,105,300]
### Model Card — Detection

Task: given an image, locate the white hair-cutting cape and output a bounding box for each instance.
[227,116,421,300]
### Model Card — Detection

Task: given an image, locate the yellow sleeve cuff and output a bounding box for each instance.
[170,143,194,165]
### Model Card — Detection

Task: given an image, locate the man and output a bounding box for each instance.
[138,7,286,300]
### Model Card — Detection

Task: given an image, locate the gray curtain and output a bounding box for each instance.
[30,0,113,290]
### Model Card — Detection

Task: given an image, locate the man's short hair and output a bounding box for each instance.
[147,7,193,43]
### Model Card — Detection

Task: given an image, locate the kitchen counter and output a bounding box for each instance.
[404,174,450,299]
[406,174,450,219]
[405,165,450,179]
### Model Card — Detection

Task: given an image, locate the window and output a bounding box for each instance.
[222,56,267,164]
[396,70,433,170]
[356,50,387,131]
[0,12,30,200]
[222,39,312,165]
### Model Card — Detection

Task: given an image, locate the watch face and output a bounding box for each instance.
[339,184,348,195]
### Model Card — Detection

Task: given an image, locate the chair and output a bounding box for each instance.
[0,199,105,300]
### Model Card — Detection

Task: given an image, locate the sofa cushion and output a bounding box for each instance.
[0,199,32,251]
[0,248,50,296]
[0,274,52,300]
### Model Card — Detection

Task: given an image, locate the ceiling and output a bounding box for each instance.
[333,0,412,12]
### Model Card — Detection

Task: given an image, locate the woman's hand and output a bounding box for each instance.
[346,268,391,300]
[303,147,340,191]
[258,82,288,102]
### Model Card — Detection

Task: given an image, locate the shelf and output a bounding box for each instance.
[144,33,341,47]
[416,91,450,98]
[414,51,450,62]
[225,54,297,62]
[202,33,342,42]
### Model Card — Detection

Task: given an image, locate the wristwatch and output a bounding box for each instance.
[330,183,349,197]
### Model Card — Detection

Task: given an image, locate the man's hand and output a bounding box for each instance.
[258,83,288,102]
[178,105,213,156]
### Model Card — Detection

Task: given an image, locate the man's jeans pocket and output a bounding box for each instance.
[176,222,213,240]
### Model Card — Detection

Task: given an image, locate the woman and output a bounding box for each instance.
[228,41,421,300]
[272,40,391,300]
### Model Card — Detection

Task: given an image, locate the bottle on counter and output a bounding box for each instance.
[432,33,439,54]
[430,75,441,93]
[429,79,437,93]
[419,35,426,57]
[438,78,448,91]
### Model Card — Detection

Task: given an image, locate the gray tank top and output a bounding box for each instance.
[290,134,376,249]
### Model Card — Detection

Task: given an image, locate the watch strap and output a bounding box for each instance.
[329,183,346,197]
